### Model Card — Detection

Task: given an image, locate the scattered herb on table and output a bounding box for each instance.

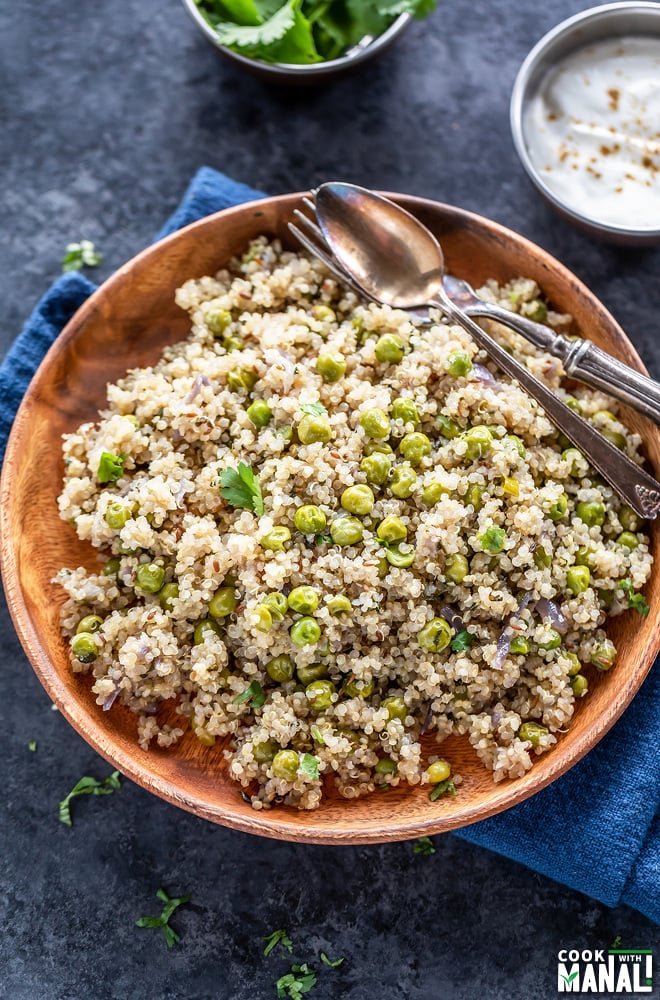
[429,779,457,801]
[618,579,650,617]
[413,836,436,855]
[233,679,266,708]
[300,401,327,417]
[319,951,344,967]
[97,451,126,483]
[219,462,265,515]
[450,629,473,653]
[611,935,622,950]
[276,963,317,999]
[299,753,320,780]
[135,887,191,948]
[62,239,102,272]
[28,741,38,752]
[58,770,121,826]
[263,928,294,957]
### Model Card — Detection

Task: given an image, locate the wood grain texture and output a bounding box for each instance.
[2,192,659,844]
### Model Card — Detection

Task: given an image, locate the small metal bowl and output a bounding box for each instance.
[510,2,660,245]
[180,0,411,84]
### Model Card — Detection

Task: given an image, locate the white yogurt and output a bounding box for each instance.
[523,36,660,230]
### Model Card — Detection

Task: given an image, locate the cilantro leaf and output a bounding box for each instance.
[316,534,332,545]
[62,239,102,272]
[376,0,437,18]
[413,836,436,855]
[97,451,126,483]
[233,680,266,708]
[219,462,264,515]
[136,887,191,948]
[276,963,317,999]
[207,0,321,64]
[263,928,294,957]
[319,951,344,967]
[429,779,457,801]
[450,629,473,653]
[299,753,320,780]
[28,740,38,752]
[58,770,121,827]
[300,400,327,416]
[618,578,650,617]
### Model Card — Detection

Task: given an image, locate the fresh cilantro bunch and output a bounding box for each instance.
[196,0,436,65]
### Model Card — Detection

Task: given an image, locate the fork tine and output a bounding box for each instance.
[287,222,370,301]
[292,208,324,242]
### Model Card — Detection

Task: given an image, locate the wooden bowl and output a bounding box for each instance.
[2,193,659,844]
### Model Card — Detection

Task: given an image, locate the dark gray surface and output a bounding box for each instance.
[1,2,659,998]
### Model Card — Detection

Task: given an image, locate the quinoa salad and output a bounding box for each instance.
[56,238,653,811]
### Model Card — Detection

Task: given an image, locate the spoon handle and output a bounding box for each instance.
[465,299,660,426]
[433,291,660,519]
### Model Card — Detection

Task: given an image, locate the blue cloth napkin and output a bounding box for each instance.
[2,167,658,924]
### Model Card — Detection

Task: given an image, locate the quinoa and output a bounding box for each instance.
[55,237,653,810]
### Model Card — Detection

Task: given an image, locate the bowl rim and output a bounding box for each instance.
[509,1,660,241]
[180,0,411,76]
[2,190,659,843]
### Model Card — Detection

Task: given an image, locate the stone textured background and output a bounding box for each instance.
[1,2,658,997]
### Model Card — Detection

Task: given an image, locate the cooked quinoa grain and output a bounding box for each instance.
[56,238,653,810]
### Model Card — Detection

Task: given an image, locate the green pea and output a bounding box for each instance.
[316,351,346,382]
[574,546,594,568]
[509,635,530,655]
[505,434,526,458]
[377,556,390,578]
[537,629,562,651]
[374,333,405,363]
[570,674,589,697]
[564,395,583,414]
[70,632,98,663]
[135,563,165,593]
[294,505,327,534]
[382,696,408,721]
[390,465,417,498]
[288,586,320,615]
[576,500,606,526]
[360,452,392,486]
[526,300,548,323]
[437,414,461,439]
[479,527,506,553]
[277,424,293,443]
[290,616,321,647]
[158,582,180,612]
[518,722,548,747]
[341,484,375,515]
[209,586,237,618]
[261,526,291,551]
[423,480,451,505]
[444,350,472,377]
[374,758,398,775]
[262,592,288,621]
[205,308,232,337]
[359,408,391,439]
[376,516,407,544]
[564,651,582,676]
[592,408,617,423]
[105,501,132,530]
[326,595,352,615]
[103,556,121,576]
[590,639,616,671]
[462,426,493,461]
[620,505,643,532]
[312,304,336,323]
[253,739,277,764]
[344,676,373,698]
[252,606,273,633]
[567,565,591,594]
[227,367,257,393]
[330,516,364,546]
[399,432,431,466]
[417,617,453,652]
[464,484,483,510]
[266,654,295,683]
[598,588,615,610]
[391,398,420,425]
[616,531,639,550]
[602,428,627,449]
[363,440,393,456]
[246,399,272,427]
[298,414,332,445]
[296,662,329,686]
[562,448,584,477]
[306,679,336,711]
[76,615,103,635]
[548,494,569,521]
[272,750,300,781]
[533,546,551,569]
[426,759,451,783]
[446,553,469,584]
[193,619,222,644]
[386,545,415,568]
[223,335,244,353]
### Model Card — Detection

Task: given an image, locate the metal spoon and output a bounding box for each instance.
[313,181,660,519]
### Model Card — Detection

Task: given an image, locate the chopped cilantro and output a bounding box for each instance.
[28,740,38,752]
[135,887,191,948]
[97,451,126,483]
[429,779,457,801]
[263,928,294,957]
[479,526,506,553]
[300,401,327,417]
[618,579,650,617]
[311,726,325,744]
[299,753,320,780]
[219,462,264,515]
[450,629,473,653]
[58,770,121,827]
[62,239,102,272]
[413,836,436,855]
[316,534,332,545]
[319,951,344,967]
[276,963,317,999]
[233,680,266,708]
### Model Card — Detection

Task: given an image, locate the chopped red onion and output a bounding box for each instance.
[184,374,210,404]
[471,363,499,388]
[535,597,568,633]
[439,606,464,632]
[421,703,433,735]
[102,687,120,711]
